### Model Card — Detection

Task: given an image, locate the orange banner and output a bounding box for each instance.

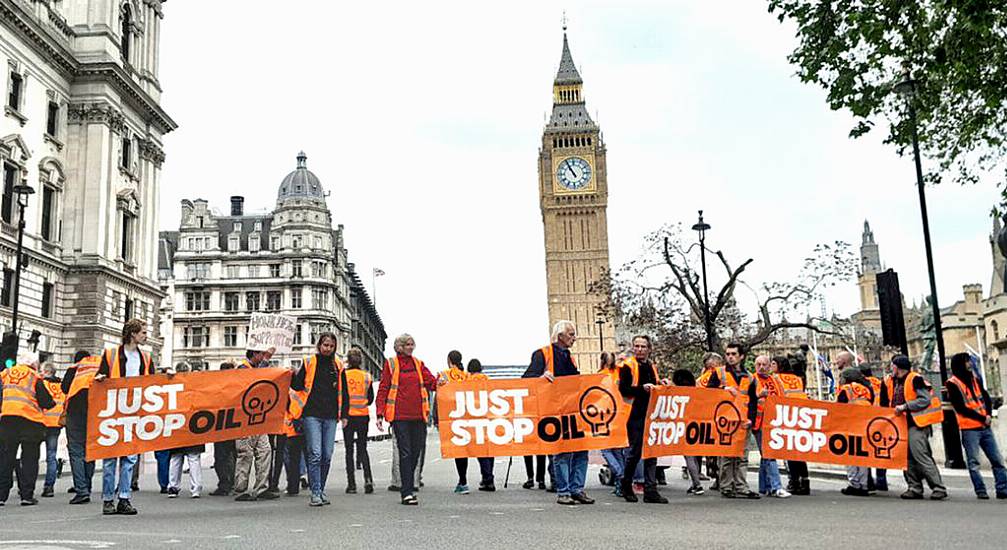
[642,386,749,459]
[87,368,291,461]
[436,373,629,458]
[760,397,909,469]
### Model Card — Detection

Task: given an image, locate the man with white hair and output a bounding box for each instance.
[523,320,593,505]
[0,350,55,506]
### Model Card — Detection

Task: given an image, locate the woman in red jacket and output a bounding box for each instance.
[376,334,437,505]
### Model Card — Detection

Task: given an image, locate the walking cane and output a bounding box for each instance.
[504,456,513,488]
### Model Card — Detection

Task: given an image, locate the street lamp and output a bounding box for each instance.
[894,70,965,469]
[691,210,714,351]
[10,183,33,339]
[595,311,605,353]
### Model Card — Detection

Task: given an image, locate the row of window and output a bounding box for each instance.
[184,287,329,312]
[6,66,61,139]
[1,267,54,318]
[185,260,331,281]
[1,162,60,242]
[182,322,333,349]
[552,136,592,149]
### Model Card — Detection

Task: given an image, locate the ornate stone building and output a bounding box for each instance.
[0,0,175,366]
[537,29,616,371]
[347,263,386,378]
[160,153,384,375]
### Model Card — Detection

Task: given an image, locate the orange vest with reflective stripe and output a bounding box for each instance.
[778,373,807,399]
[947,375,987,430]
[441,367,468,384]
[1,364,44,424]
[617,356,659,404]
[66,356,101,400]
[385,356,429,422]
[697,367,715,387]
[752,374,785,430]
[103,347,154,378]
[539,345,577,375]
[837,382,872,406]
[300,354,344,415]
[469,373,488,381]
[345,368,373,417]
[42,379,65,428]
[903,371,943,427]
[866,376,882,406]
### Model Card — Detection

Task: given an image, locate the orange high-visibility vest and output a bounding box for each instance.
[902,371,943,427]
[697,367,715,387]
[103,347,154,378]
[66,355,101,400]
[752,374,785,430]
[469,373,489,381]
[441,367,468,384]
[603,366,620,384]
[617,356,660,404]
[42,379,66,428]
[344,368,373,417]
[947,375,987,431]
[539,345,577,376]
[837,382,872,406]
[700,365,737,389]
[287,385,308,421]
[1,364,44,424]
[384,356,429,422]
[299,354,344,415]
[883,375,894,406]
[866,376,882,406]
[778,373,808,399]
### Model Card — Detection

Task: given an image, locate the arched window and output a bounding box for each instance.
[120,4,132,62]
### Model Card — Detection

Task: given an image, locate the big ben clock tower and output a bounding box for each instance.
[538,28,616,371]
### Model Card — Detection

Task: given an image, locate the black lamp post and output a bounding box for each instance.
[595,312,605,354]
[893,71,965,469]
[10,182,33,338]
[691,210,714,351]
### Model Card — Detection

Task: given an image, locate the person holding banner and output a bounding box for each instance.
[618,336,669,504]
[775,355,811,496]
[888,355,948,500]
[340,347,375,495]
[210,361,238,497]
[94,319,155,516]
[749,356,790,498]
[946,352,1007,499]
[835,366,875,497]
[0,351,55,506]
[599,352,629,497]
[61,350,98,504]
[700,348,759,500]
[377,333,437,505]
[440,350,473,495]
[233,347,276,503]
[523,320,594,506]
[290,332,341,507]
[467,359,496,492]
[40,362,65,498]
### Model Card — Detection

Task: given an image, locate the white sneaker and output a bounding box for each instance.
[771,489,792,498]
[191,493,200,499]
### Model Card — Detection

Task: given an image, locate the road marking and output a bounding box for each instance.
[221,535,241,539]
[530,508,544,511]
[290,529,305,533]
[448,515,460,519]
[0,541,116,548]
[490,511,505,515]
[162,540,182,544]
[350,524,363,528]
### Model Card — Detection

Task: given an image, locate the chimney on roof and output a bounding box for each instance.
[230,196,244,216]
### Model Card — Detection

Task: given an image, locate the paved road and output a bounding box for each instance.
[1,433,1004,550]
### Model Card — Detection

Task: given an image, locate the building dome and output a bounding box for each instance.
[277,151,325,201]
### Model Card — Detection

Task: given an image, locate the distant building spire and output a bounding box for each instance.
[860,220,881,274]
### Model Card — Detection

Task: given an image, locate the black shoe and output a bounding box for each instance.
[167,487,180,498]
[116,499,138,515]
[68,487,77,494]
[300,477,309,489]
[841,487,870,497]
[364,483,374,494]
[387,484,400,492]
[20,497,38,506]
[346,485,357,494]
[997,492,1007,500]
[795,479,811,496]
[159,487,169,494]
[103,500,116,515]
[257,490,279,500]
[286,489,300,496]
[41,487,54,498]
[130,483,139,492]
[401,494,418,505]
[69,494,90,504]
[643,492,668,504]
[556,495,577,505]
[571,492,594,504]
[900,490,924,500]
[720,492,737,499]
[930,490,949,501]
[622,485,639,503]
[209,488,231,496]
[741,491,761,500]
[479,483,496,492]
[522,479,535,489]
[978,492,990,500]
[234,493,257,502]
[538,481,547,490]
[419,481,424,488]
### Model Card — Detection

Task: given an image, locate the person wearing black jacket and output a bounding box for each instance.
[0,352,55,506]
[290,333,342,507]
[210,362,238,496]
[946,352,1007,499]
[618,336,669,504]
[340,348,374,494]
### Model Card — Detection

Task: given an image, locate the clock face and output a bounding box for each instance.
[556,157,592,191]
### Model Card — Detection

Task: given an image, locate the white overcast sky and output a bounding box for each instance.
[157,1,999,368]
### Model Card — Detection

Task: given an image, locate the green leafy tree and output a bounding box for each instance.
[767,1,1007,206]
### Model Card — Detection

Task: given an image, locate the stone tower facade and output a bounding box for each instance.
[858,220,882,312]
[538,30,616,372]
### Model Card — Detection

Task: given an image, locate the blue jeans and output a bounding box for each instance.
[44,427,60,489]
[155,450,171,490]
[302,416,336,496]
[553,451,588,497]
[755,430,782,493]
[102,455,138,501]
[601,448,626,483]
[66,411,94,497]
[961,428,1007,496]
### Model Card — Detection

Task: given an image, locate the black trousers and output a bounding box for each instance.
[214,440,237,492]
[391,420,426,498]
[455,458,469,485]
[478,457,494,483]
[0,418,44,501]
[267,434,286,492]
[622,419,657,492]
[343,417,372,485]
[787,460,809,483]
[524,455,547,483]
[284,436,303,494]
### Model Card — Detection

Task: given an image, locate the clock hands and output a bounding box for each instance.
[564,159,579,180]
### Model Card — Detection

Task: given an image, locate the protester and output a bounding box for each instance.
[946,352,1007,499]
[835,365,875,496]
[671,369,705,495]
[266,358,304,500]
[439,350,472,495]
[885,355,948,500]
[233,347,275,503]
[696,359,720,490]
[860,362,886,492]
[340,348,375,495]
[467,359,496,491]
[290,333,341,506]
[165,362,204,499]
[376,333,437,505]
[95,319,155,515]
[618,336,669,504]
[523,320,593,505]
[39,362,65,498]
[282,392,306,496]
[699,347,759,499]
[0,351,55,506]
[775,354,810,495]
[598,351,629,497]
[61,350,97,504]
[210,361,238,496]
[750,355,790,498]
